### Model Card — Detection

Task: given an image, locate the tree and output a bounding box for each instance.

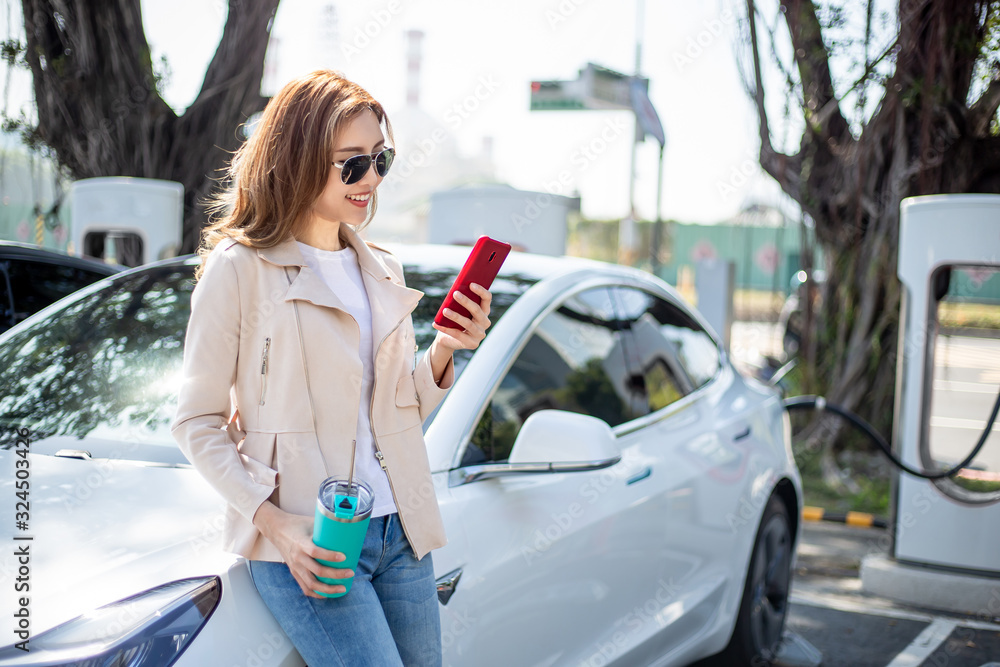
[740,0,1000,479]
[3,0,279,252]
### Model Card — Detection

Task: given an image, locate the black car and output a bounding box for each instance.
[0,241,122,333]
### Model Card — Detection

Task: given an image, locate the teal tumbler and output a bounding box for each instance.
[312,477,374,598]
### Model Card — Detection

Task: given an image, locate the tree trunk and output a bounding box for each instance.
[745,0,1000,454]
[19,0,279,252]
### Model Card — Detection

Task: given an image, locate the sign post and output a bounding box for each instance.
[530,62,665,269]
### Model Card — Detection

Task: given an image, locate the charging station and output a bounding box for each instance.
[70,177,183,266]
[862,194,1000,613]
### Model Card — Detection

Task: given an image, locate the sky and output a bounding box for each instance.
[141,0,794,225]
[3,0,799,225]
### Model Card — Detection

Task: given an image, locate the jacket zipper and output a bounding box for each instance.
[259,337,271,406]
[370,313,417,556]
[374,447,419,557]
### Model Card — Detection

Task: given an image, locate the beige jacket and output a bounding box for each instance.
[171,225,453,561]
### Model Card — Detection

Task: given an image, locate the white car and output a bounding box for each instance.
[0,244,801,666]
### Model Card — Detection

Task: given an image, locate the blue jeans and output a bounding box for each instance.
[249,514,441,666]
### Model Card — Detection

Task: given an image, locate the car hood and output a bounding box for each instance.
[0,449,236,639]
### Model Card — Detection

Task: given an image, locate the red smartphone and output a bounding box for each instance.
[434,236,512,329]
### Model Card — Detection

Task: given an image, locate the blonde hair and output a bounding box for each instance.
[197,70,393,278]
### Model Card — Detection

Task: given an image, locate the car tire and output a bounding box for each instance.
[706,494,793,667]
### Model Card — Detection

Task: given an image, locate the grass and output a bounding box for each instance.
[792,437,892,516]
[938,301,1000,330]
[793,442,1000,514]
[952,476,1000,494]
[780,363,892,517]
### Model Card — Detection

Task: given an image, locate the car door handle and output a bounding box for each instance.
[626,467,652,485]
[733,426,752,441]
[436,567,463,605]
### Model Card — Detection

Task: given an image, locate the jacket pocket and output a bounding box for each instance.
[395,375,420,408]
[237,431,278,487]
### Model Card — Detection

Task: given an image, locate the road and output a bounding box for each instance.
[930,333,1000,474]
[783,522,1000,667]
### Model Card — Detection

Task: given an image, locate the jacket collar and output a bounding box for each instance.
[262,226,423,337]
[256,224,396,284]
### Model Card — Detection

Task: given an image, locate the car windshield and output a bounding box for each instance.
[0,257,536,461]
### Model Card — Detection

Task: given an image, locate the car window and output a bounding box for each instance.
[0,265,193,452]
[0,265,12,330]
[611,287,721,402]
[403,265,537,382]
[463,287,643,466]
[3,259,112,327]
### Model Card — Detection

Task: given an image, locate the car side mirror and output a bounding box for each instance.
[508,410,618,464]
[449,410,622,487]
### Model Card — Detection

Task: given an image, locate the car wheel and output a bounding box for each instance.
[708,495,793,667]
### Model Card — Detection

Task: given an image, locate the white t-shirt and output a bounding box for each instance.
[296,241,397,518]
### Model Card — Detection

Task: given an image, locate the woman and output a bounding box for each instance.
[171,70,492,666]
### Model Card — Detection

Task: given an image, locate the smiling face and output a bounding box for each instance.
[298,109,388,248]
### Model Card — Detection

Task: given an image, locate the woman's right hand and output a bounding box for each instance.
[252,501,355,598]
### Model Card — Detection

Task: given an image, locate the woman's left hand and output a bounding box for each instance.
[431,283,493,351]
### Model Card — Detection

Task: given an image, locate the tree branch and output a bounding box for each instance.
[761,9,804,116]
[169,0,280,249]
[170,0,277,162]
[746,0,772,156]
[779,0,851,144]
[22,0,176,175]
[969,75,1000,137]
[187,0,278,113]
[19,0,281,251]
[745,0,804,201]
[969,134,1000,188]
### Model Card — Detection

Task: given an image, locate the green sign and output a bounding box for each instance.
[529,97,587,111]
[528,63,646,112]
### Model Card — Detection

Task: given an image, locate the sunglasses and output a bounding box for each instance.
[332,148,395,185]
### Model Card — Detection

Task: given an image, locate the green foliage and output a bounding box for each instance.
[0,39,26,67]
[817,4,847,31]
[792,425,891,516]
[1,36,44,156]
[972,1,1000,133]
[978,2,1000,65]
[153,54,171,95]
[0,110,46,155]
[555,358,635,426]
[953,477,1000,493]
[778,360,891,516]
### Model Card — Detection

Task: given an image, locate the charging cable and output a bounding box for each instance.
[782,390,1000,480]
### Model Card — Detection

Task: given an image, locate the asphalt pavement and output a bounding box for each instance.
[788,521,1000,667]
[929,333,1000,474]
